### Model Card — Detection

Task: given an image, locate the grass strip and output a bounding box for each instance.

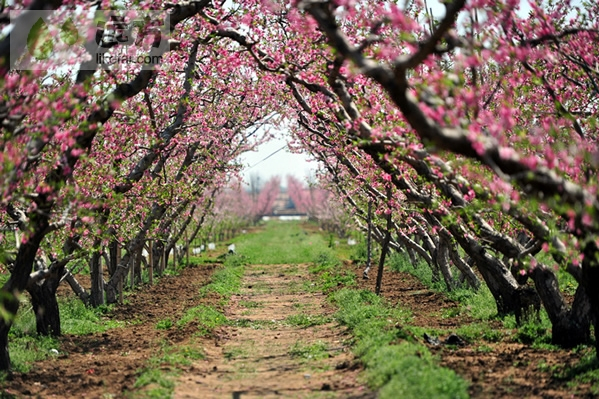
[329,288,469,399]
[309,247,469,399]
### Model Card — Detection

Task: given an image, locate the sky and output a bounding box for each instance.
[237,131,317,188]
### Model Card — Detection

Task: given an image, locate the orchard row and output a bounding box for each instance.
[0,0,598,371]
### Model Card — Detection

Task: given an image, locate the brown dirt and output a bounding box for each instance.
[174,263,372,398]
[350,262,597,398]
[1,254,597,398]
[1,263,221,398]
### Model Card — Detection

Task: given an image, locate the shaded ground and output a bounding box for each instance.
[351,262,597,398]
[2,264,220,398]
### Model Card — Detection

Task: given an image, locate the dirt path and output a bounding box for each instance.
[175,263,372,399]
[4,244,594,398]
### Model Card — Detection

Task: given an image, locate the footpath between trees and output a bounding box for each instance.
[174,262,370,398]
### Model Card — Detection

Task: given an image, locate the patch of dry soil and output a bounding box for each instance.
[2,264,219,398]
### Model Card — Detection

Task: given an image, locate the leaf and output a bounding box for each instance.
[27,18,53,60]
[60,17,79,46]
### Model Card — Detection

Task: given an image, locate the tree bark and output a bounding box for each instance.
[436,238,454,291]
[581,241,599,357]
[0,215,48,370]
[89,250,105,307]
[27,268,63,336]
[105,204,166,303]
[448,223,540,323]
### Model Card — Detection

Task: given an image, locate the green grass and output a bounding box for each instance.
[554,347,599,395]
[239,300,263,309]
[199,254,245,303]
[132,341,204,398]
[6,334,60,373]
[228,318,279,330]
[289,341,331,361]
[309,249,356,291]
[284,313,331,328]
[6,297,123,374]
[177,304,227,336]
[155,318,174,330]
[59,300,123,335]
[455,322,504,343]
[223,345,250,360]
[225,221,331,265]
[132,240,248,397]
[372,343,469,399]
[329,288,469,398]
[387,251,450,292]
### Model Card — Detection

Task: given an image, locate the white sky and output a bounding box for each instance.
[237,132,317,188]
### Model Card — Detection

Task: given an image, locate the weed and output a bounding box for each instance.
[228,221,330,265]
[133,368,175,398]
[239,300,263,309]
[199,259,244,302]
[177,305,227,336]
[441,307,461,318]
[309,250,356,291]
[285,314,331,328]
[5,334,59,373]
[554,346,599,395]
[228,318,278,330]
[132,342,203,397]
[455,322,502,343]
[5,296,122,374]
[57,299,123,335]
[155,318,173,330]
[477,345,493,353]
[368,343,469,399]
[289,341,330,361]
[515,317,551,345]
[330,288,468,398]
[224,346,248,360]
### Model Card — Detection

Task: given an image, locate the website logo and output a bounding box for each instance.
[10,9,170,71]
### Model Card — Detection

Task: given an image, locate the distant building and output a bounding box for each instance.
[264,187,307,220]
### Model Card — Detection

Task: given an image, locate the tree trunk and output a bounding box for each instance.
[448,224,540,323]
[530,264,590,347]
[63,270,90,304]
[89,250,105,307]
[0,219,48,370]
[445,238,480,289]
[363,201,372,279]
[108,239,118,277]
[106,204,166,303]
[27,275,62,336]
[375,208,392,295]
[436,239,454,291]
[581,241,599,358]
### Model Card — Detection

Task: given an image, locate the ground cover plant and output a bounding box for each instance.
[347,245,599,397]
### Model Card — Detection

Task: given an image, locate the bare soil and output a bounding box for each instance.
[1,257,596,398]
[351,262,597,398]
[174,263,372,398]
